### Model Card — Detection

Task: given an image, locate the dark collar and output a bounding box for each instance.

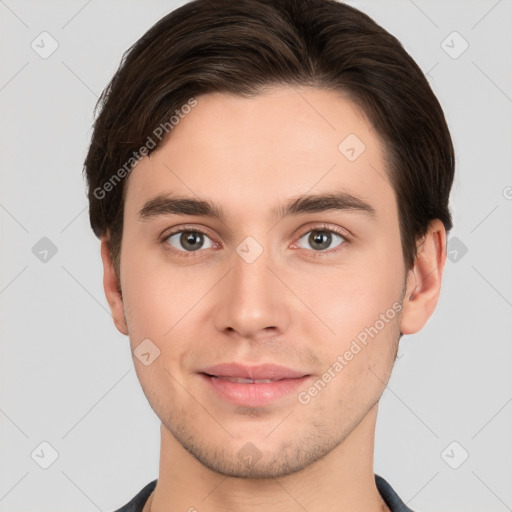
[113,474,414,512]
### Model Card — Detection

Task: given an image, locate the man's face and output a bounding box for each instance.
[118,86,407,478]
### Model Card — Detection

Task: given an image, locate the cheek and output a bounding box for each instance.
[120,240,188,337]
[314,309,400,411]
[304,261,403,348]
[297,248,403,390]
[120,247,215,376]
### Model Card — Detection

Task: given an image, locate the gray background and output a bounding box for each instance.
[1,0,511,510]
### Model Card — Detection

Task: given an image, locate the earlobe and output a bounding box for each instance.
[400,220,447,335]
[100,236,129,336]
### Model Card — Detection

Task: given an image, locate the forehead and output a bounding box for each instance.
[123,86,395,222]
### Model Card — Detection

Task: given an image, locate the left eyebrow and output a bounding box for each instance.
[137,190,376,223]
[272,190,376,219]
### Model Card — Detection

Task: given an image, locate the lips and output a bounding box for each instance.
[198,363,311,406]
[214,377,276,383]
[199,362,308,381]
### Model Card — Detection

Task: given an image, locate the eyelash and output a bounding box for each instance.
[161,223,350,260]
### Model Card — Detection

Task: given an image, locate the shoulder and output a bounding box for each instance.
[111,480,157,512]
[375,474,415,512]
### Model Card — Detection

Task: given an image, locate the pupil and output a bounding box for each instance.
[182,231,203,251]
[310,231,330,250]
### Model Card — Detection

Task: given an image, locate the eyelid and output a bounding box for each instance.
[161,223,215,239]
[293,222,351,243]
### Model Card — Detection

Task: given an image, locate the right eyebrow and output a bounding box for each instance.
[138,194,226,222]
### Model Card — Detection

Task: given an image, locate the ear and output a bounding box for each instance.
[400,219,447,335]
[100,235,129,336]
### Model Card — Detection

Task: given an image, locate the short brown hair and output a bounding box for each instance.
[84,0,455,278]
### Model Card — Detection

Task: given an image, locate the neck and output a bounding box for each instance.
[147,403,389,512]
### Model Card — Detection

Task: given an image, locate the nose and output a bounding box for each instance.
[212,242,292,341]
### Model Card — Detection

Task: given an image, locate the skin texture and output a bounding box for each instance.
[100,86,446,512]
